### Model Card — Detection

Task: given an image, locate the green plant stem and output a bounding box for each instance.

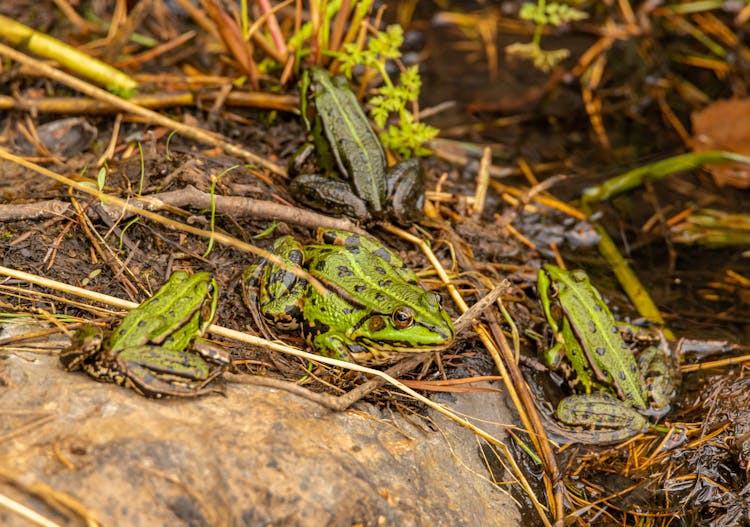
[0,14,137,94]
[532,0,546,46]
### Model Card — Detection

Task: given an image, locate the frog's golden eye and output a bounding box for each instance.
[393,307,414,329]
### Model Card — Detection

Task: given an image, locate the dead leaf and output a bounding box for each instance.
[692,98,750,188]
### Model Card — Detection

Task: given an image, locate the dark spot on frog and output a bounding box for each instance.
[595,347,606,356]
[269,269,289,288]
[378,279,392,287]
[593,304,602,312]
[288,249,303,262]
[354,284,366,293]
[342,306,356,315]
[347,246,360,255]
[619,371,626,381]
[315,260,326,271]
[138,320,147,327]
[283,304,301,318]
[375,293,386,301]
[588,320,596,333]
[372,247,391,262]
[337,266,353,277]
[374,266,386,275]
[303,318,330,336]
[348,342,368,354]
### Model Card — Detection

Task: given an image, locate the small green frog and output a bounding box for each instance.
[289,68,424,224]
[537,264,676,444]
[60,271,230,398]
[242,228,454,365]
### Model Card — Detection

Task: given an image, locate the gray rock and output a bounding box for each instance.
[0,344,520,526]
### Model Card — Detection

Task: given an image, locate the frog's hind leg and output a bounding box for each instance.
[243,235,307,336]
[242,260,276,339]
[259,236,308,331]
[119,364,223,398]
[115,346,225,398]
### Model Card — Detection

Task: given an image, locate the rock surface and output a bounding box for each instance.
[0,334,520,526]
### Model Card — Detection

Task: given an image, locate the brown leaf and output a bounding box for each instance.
[692,98,750,188]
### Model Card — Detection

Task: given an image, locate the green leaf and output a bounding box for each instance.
[97,166,107,190]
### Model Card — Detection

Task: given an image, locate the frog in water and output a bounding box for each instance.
[242,228,454,365]
[60,271,230,398]
[289,68,424,224]
[537,264,677,444]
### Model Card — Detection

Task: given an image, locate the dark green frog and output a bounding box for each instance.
[289,68,424,223]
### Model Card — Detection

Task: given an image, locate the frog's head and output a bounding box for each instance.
[353,291,455,352]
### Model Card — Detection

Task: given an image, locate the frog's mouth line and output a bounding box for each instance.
[360,338,456,354]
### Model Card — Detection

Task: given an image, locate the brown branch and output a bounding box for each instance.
[96,184,363,233]
[0,200,71,221]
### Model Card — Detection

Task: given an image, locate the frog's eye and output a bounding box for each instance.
[393,307,414,329]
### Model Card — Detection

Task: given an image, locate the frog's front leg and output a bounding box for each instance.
[310,331,372,364]
[384,159,424,224]
[192,338,233,368]
[637,345,675,417]
[289,174,370,220]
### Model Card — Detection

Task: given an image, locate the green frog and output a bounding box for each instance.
[289,67,424,224]
[537,264,676,444]
[60,271,231,398]
[242,228,454,365]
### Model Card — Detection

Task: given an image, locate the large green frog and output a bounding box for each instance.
[60,271,230,398]
[289,68,424,224]
[537,264,676,444]
[242,228,454,365]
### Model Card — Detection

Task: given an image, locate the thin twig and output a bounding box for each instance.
[0,43,285,176]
